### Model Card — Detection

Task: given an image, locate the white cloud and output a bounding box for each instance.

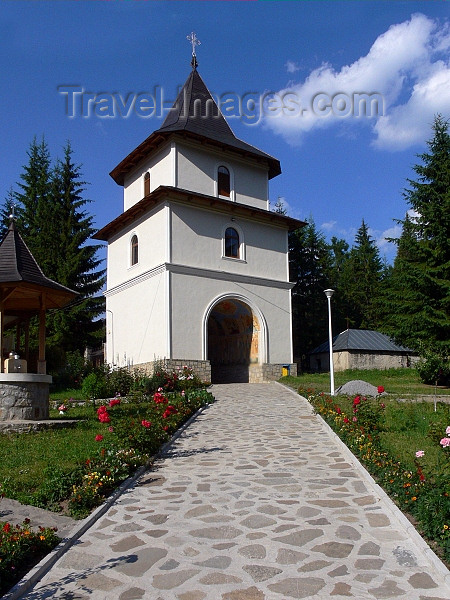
[264,14,450,150]
[285,60,300,73]
[321,220,337,231]
[376,224,402,251]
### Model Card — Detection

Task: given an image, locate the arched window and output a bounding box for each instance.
[131,235,139,266]
[218,166,230,198]
[144,172,150,196]
[225,227,239,258]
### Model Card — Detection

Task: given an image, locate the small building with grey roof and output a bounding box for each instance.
[309,329,418,372]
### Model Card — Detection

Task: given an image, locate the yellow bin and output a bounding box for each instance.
[282,365,290,376]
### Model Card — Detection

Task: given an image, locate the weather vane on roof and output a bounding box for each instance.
[187,31,200,69]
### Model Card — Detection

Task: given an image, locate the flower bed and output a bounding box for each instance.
[67,384,214,518]
[0,367,214,595]
[0,518,60,596]
[302,387,450,564]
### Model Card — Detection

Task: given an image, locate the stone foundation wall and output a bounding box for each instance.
[130,360,296,384]
[0,380,50,421]
[131,359,212,384]
[249,363,297,383]
[311,351,418,372]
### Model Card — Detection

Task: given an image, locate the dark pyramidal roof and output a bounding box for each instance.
[110,65,281,184]
[310,329,414,355]
[0,220,76,299]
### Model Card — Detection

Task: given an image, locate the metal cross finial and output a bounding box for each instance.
[187,31,201,57]
[9,203,16,221]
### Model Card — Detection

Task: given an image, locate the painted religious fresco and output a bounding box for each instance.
[208,299,260,367]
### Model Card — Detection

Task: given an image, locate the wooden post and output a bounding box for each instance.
[37,295,46,375]
[16,321,21,355]
[24,319,30,364]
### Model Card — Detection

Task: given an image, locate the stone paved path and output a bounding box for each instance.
[18,383,450,599]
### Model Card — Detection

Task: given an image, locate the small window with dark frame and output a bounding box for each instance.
[218,166,230,197]
[225,227,239,258]
[144,172,150,196]
[131,235,139,266]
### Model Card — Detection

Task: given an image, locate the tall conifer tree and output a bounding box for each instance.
[46,141,105,352]
[289,219,333,364]
[339,220,384,329]
[14,136,52,267]
[1,138,105,364]
[382,115,450,355]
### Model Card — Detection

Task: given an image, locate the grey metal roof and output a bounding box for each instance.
[309,329,414,354]
[157,68,281,175]
[110,67,281,185]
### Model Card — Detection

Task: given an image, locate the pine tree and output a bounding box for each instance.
[339,220,384,329]
[46,141,105,352]
[382,115,450,355]
[273,197,287,215]
[289,219,333,365]
[2,138,105,364]
[14,136,52,266]
[327,236,351,334]
[0,188,17,238]
[380,214,430,345]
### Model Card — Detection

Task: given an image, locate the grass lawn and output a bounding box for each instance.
[281,367,450,396]
[0,408,102,509]
[49,387,86,402]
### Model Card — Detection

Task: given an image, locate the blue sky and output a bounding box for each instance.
[1,1,449,264]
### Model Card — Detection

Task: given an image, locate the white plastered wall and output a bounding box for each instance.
[105,270,167,367]
[169,270,293,364]
[170,202,288,281]
[123,143,173,211]
[176,142,269,209]
[106,204,167,290]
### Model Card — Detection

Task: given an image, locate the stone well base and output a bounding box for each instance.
[0,374,52,421]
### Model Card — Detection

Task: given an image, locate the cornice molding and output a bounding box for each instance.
[104,262,294,297]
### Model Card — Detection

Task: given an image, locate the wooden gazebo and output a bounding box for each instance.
[0,220,77,420]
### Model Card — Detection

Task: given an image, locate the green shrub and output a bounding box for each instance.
[81,371,108,400]
[0,519,60,596]
[416,349,450,385]
[106,367,133,397]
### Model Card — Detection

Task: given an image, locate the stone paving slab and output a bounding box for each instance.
[9,383,450,599]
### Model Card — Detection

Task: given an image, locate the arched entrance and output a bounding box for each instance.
[206,297,262,383]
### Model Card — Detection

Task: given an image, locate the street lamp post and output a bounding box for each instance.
[324,289,335,396]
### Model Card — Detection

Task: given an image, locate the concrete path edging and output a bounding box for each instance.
[2,403,211,600]
[275,382,450,585]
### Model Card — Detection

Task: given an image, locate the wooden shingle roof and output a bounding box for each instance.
[0,221,77,311]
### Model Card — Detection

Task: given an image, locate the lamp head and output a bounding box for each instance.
[324,288,335,299]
